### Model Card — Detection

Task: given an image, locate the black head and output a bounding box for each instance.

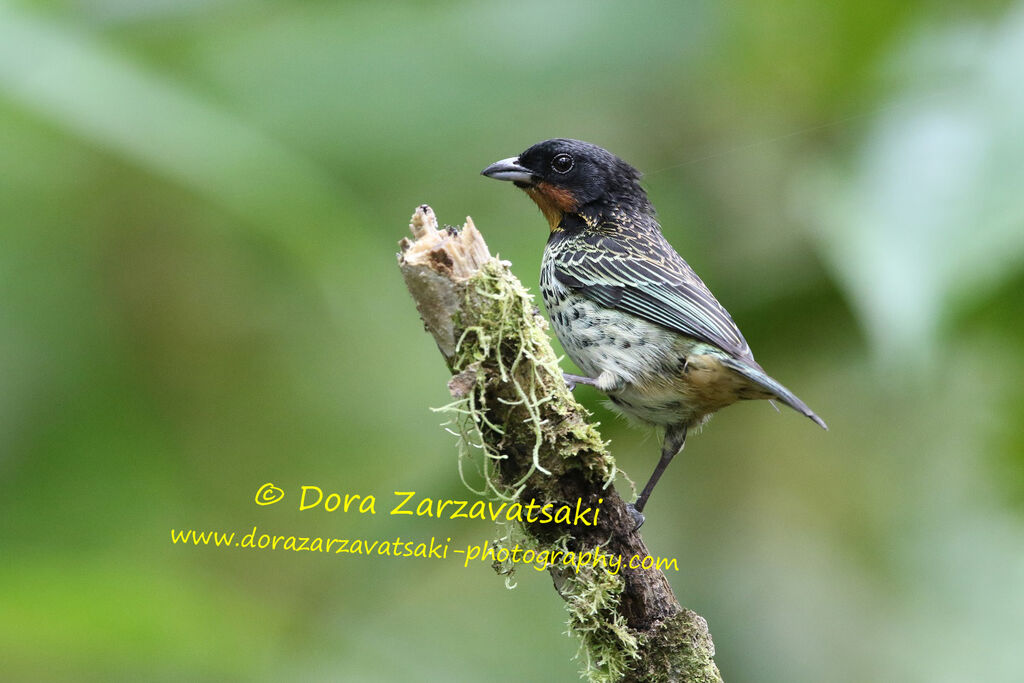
[481,139,651,229]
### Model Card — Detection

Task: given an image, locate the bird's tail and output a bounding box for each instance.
[720,357,828,430]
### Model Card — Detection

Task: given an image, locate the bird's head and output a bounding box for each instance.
[481,138,650,231]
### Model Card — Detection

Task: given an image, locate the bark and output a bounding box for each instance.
[398,205,723,683]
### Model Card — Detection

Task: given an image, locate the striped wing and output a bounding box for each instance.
[551,230,755,363]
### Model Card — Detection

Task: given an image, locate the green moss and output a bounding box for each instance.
[439,259,616,496]
[433,258,638,682]
[642,611,722,683]
[563,565,640,682]
[487,525,641,681]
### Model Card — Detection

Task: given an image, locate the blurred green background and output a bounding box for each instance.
[2,0,1024,680]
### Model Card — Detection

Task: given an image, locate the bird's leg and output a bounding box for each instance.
[627,424,688,531]
[563,370,624,393]
[593,370,625,393]
[562,373,596,391]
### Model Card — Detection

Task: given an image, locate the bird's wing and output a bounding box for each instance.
[551,229,755,363]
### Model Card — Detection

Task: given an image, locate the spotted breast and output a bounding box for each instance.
[541,238,756,429]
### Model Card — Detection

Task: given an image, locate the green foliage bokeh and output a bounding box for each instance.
[2,1,1023,680]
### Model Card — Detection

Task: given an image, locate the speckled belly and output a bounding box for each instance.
[540,259,764,428]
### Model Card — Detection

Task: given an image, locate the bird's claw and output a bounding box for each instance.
[562,372,577,391]
[626,504,645,533]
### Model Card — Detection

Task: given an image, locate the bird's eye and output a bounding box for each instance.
[551,153,574,174]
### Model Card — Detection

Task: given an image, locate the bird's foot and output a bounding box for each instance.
[562,371,624,394]
[625,504,645,533]
[562,372,596,391]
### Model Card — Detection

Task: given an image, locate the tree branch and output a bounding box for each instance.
[398,205,723,683]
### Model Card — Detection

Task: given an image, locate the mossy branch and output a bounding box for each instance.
[398,205,723,683]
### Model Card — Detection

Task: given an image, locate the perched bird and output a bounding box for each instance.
[482,138,826,528]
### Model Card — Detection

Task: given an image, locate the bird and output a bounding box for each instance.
[481,138,826,529]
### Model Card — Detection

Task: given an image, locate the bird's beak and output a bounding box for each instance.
[481,156,536,185]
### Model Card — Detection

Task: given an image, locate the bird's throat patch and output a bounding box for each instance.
[524,182,578,231]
